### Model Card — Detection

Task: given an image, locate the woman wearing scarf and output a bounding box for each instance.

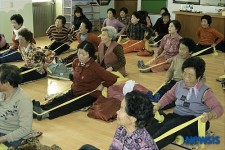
[146,57,224,149]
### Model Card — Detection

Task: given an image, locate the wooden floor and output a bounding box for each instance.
[8,37,225,150]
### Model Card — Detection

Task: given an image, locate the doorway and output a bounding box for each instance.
[32,2,56,37]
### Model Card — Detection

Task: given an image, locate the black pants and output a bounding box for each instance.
[48,41,70,55]
[194,42,225,56]
[194,44,213,56]
[20,67,47,83]
[146,113,210,149]
[0,50,22,64]
[41,90,97,119]
[157,80,177,110]
[217,41,225,52]
[195,41,225,56]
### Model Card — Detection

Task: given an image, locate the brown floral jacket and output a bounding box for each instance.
[19,43,46,74]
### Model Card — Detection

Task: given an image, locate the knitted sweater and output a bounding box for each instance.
[103,18,126,35]
[159,80,224,117]
[0,87,32,142]
[197,27,224,45]
[166,55,188,82]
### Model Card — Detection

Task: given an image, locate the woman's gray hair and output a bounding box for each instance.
[101,26,117,40]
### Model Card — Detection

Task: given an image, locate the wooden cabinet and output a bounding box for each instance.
[63,0,100,30]
[173,11,225,42]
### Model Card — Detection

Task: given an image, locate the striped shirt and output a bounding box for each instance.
[46,25,75,43]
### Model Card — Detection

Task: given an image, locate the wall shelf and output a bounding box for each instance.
[63,0,100,30]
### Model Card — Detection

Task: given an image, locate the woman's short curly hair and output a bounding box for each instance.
[201,15,212,25]
[120,7,128,14]
[18,28,33,43]
[132,11,142,20]
[55,15,66,26]
[107,8,116,16]
[101,26,117,41]
[81,20,93,33]
[182,56,205,79]
[0,64,22,88]
[10,14,24,25]
[179,37,196,53]
[125,90,154,128]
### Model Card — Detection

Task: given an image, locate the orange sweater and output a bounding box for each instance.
[197,27,224,45]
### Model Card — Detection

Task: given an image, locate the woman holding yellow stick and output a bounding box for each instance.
[98,26,127,77]
[138,20,182,73]
[147,38,195,110]
[146,57,224,149]
[33,41,117,120]
[122,11,153,54]
[79,90,159,150]
[195,15,224,55]
[18,28,47,83]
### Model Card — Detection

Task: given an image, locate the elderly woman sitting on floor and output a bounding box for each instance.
[98,26,127,77]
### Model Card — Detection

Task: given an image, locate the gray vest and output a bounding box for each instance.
[174,81,210,117]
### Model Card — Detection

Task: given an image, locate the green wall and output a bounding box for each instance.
[141,0,167,14]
